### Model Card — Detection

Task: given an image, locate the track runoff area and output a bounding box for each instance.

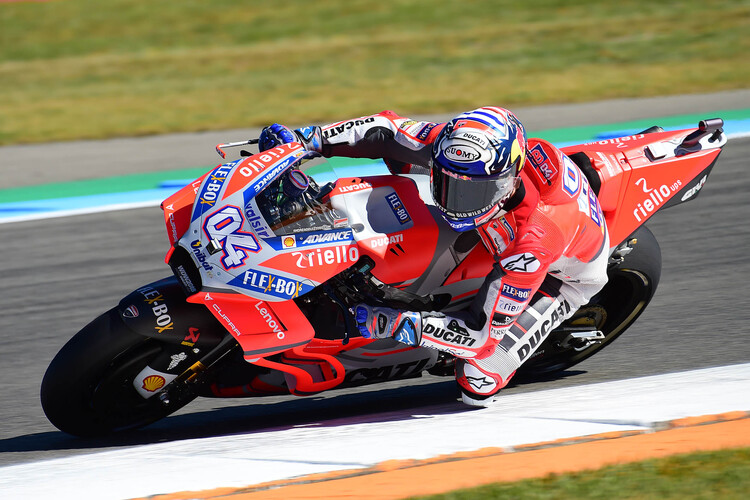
[1,364,749,499]
[1,110,749,499]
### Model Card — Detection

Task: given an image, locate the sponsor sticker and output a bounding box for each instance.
[192,163,236,221]
[230,269,314,299]
[262,229,355,251]
[515,299,571,362]
[337,181,372,193]
[369,232,404,248]
[529,143,558,181]
[494,298,524,315]
[168,352,188,370]
[562,156,582,197]
[444,145,481,162]
[633,177,682,222]
[243,201,274,239]
[322,116,376,139]
[136,285,173,333]
[422,323,476,347]
[182,327,201,347]
[122,305,139,318]
[142,374,166,392]
[292,245,359,269]
[455,130,489,149]
[681,175,707,202]
[255,301,286,339]
[385,192,411,225]
[301,230,354,245]
[190,239,214,272]
[500,283,532,302]
[416,123,437,141]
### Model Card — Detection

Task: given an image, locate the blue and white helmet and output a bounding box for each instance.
[431,107,527,232]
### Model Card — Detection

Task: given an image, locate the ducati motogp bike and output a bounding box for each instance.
[41,118,727,436]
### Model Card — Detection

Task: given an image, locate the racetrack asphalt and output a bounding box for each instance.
[1,89,749,188]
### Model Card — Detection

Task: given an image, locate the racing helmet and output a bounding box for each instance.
[431,107,527,232]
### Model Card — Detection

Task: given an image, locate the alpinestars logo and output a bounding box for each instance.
[501,253,540,273]
[466,375,494,391]
[394,318,418,346]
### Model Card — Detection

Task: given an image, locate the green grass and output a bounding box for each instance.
[0,0,748,145]
[411,447,750,500]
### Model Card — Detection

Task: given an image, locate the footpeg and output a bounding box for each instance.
[559,329,605,351]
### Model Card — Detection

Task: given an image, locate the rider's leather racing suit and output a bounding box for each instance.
[313,110,610,403]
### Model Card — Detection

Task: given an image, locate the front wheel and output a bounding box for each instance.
[41,308,198,436]
[517,225,662,376]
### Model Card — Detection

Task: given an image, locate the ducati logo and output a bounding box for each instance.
[122,305,139,318]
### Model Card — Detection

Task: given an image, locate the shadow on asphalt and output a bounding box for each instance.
[1,379,460,454]
[1,369,587,456]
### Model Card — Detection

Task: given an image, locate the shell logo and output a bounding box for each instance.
[142,374,166,392]
[282,236,296,248]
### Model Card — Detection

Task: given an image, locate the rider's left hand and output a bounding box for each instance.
[259,124,323,156]
[354,304,422,346]
[259,123,297,152]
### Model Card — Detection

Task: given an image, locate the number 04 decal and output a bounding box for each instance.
[203,205,260,269]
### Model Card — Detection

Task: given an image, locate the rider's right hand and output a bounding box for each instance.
[354,304,421,346]
[258,123,297,152]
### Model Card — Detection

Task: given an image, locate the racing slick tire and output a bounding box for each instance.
[41,307,197,437]
[517,225,662,377]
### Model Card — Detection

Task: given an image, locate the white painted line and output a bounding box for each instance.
[0,200,163,225]
[1,363,748,500]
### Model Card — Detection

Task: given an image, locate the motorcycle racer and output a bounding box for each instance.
[259,107,609,406]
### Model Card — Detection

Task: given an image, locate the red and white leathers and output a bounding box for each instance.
[316,110,610,405]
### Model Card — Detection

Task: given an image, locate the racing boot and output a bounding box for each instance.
[456,357,515,407]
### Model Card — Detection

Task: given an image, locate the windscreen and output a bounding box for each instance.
[251,169,347,236]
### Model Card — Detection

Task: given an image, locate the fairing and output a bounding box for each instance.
[561,126,726,245]
[156,122,725,395]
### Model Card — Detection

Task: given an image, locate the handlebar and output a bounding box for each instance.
[215,138,259,159]
[680,118,724,149]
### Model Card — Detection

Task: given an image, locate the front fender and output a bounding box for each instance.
[118,276,226,349]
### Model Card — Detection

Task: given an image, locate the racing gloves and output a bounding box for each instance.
[259,123,323,155]
[354,305,422,346]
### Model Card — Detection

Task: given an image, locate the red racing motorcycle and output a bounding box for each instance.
[41,118,727,436]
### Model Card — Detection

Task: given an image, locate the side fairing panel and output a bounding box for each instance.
[330,174,493,301]
[330,176,440,286]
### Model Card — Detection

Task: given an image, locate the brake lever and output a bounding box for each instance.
[215,138,259,159]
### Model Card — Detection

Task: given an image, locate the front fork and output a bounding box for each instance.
[117,276,235,400]
[153,334,240,405]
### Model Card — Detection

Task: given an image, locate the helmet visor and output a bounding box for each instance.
[432,166,520,218]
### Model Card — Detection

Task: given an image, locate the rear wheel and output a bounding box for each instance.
[41,308,198,436]
[517,225,662,376]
